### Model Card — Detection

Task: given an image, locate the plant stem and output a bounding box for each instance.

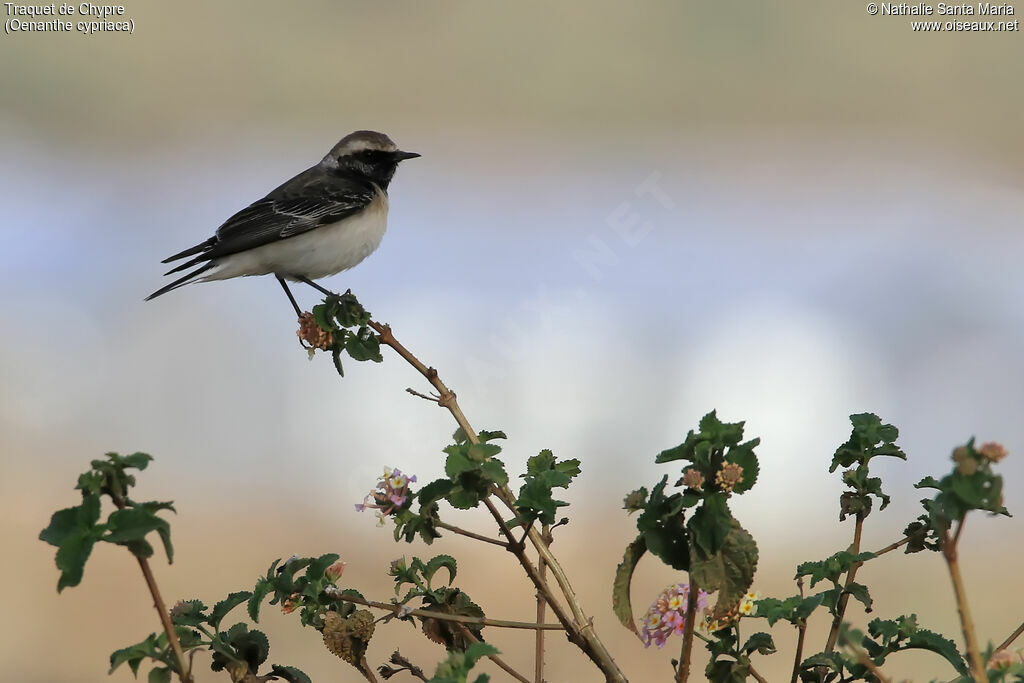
[847,640,891,683]
[824,512,866,653]
[943,519,987,682]
[748,664,769,683]
[328,591,565,630]
[369,318,626,682]
[996,620,1024,653]
[676,577,699,683]
[536,525,550,683]
[789,576,807,683]
[870,535,911,558]
[790,620,807,683]
[107,483,192,683]
[456,623,532,683]
[434,520,509,548]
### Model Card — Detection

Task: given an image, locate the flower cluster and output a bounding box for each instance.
[715,462,744,493]
[680,468,705,490]
[978,441,1008,463]
[989,648,1024,670]
[640,583,709,648]
[355,467,416,525]
[297,312,333,351]
[702,589,760,633]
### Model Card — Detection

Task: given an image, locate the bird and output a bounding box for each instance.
[146,130,419,314]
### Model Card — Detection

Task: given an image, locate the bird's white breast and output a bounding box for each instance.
[204,191,389,281]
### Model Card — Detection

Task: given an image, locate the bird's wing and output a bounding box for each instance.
[160,171,379,268]
[205,189,377,260]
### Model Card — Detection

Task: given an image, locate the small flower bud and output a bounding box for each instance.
[978,442,1008,463]
[326,559,347,583]
[681,468,705,490]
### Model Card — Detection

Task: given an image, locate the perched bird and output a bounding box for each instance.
[146,130,419,312]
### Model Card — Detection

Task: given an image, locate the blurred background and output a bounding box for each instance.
[2,2,1023,680]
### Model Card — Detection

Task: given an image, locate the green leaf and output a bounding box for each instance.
[795,551,875,588]
[418,479,455,506]
[269,665,313,683]
[306,553,341,582]
[445,451,475,478]
[476,429,507,442]
[636,476,690,570]
[104,507,172,561]
[147,666,172,683]
[248,579,273,622]
[845,581,873,612]
[724,439,760,494]
[831,413,906,472]
[688,493,733,557]
[467,443,502,461]
[743,631,776,655]
[479,460,508,487]
[423,555,457,586]
[210,592,252,629]
[168,600,207,627]
[612,535,646,634]
[464,641,500,666]
[41,494,105,591]
[344,327,383,362]
[690,520,758,618]
[331,347,344,376]
[109,633,161,675]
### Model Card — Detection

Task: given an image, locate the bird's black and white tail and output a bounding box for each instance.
[145,262,216,300]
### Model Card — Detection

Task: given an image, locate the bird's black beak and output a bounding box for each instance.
[393,150,421,161]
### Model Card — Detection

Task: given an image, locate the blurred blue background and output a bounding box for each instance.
[2,2,1022,680]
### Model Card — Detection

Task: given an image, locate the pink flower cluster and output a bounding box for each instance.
[355,467,416,524]
[640,583,709,649]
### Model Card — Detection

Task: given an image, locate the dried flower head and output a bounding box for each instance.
[715,462,744,493]
[297,312,333,351]
[281,592,301,614]
[640,583,709,649]
[681,468,705,490]
[978,442,1008,463]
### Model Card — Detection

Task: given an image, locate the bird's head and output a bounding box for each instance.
[322,130,420,187]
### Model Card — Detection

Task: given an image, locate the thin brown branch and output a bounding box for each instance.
[405,387,440,403]
[825,513,866,653]
[748,664,769,683]
[536,525,551,683]
[368,317,626,682]
[328,591,564,630]
[870,535,911,558]
[434,520,509,548]
[996,620,1024,653]
[847,640,891,683]
[791,577,807,683]
[676,577,700,683]
[456,623,532,683]
[109,483,192,683]
[943,519,987,682]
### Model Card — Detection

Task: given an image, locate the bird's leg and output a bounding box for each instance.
[293,276,340,299]
[277,276,303,318]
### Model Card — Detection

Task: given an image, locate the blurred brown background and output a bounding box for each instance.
[2,2,1023,681]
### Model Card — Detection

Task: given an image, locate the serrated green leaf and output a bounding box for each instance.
[109,633,160,675]
[331,347,344,376]
[743,631,776,655]
[612,535,646,634]
[688,493,733,557]
[269,664,313,683]
[636,476,690,570]
[447,487,481,510]
[725,439,760,494]
[148,666,171,683]
[479,460,508,487]
[344,328,383,362]
[248,579,272,622]
[306,553,341,582]
[418,479,455,505]
[845,581,873,611]
[468,443,502,461]
[169,599,208,627]
[210,592,252,629]
[690,520,758,619]
[423,554,457,586]
[445,451,475,478]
